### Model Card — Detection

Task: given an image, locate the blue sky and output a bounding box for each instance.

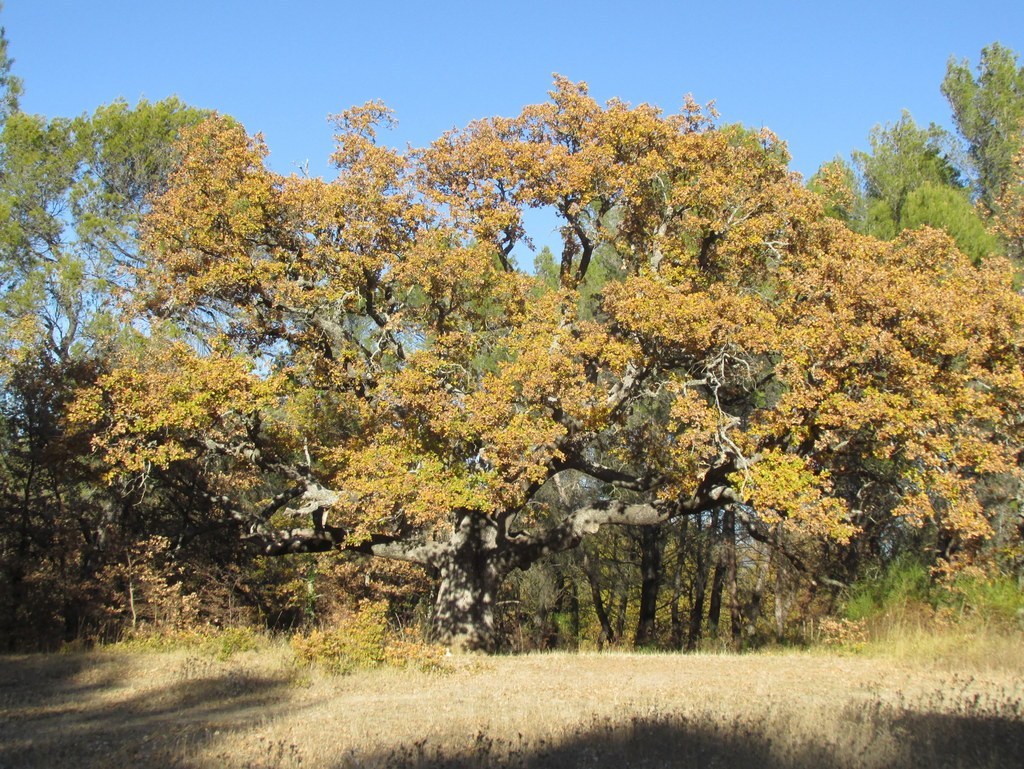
[4,0,1023,252]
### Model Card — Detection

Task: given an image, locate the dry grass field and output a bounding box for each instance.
[1,640,1023,768]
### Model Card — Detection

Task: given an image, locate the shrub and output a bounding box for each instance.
[107,624,270,659]
[843,557,932,623]
[291,600,448,674]
[938,568,1024,629]
[836,556,1024,652]
[817,616,869,649]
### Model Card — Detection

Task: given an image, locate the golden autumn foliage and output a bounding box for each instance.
[72,340,287,476]
[71,78,1024,647]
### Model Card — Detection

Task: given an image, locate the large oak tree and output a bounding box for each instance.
[75,80,1024,650]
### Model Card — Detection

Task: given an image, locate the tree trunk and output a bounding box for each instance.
[773,530,792,641]
[708,507,738,643]
[429,513,504,652]
[614,588,628,641]
[634,524,663,647]
[563,570,580,648]
[669,518,689,650]
[582,550,614,647]
[708,512,725,635]
[724,507,740,643]
[708,562,725,634]
[740,556,768,641]
[334,493,742,653]
[687,569,706,651]
[686,515,708,651]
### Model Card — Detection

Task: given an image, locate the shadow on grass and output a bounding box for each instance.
[0,653,298,768]
[2,655,1022,769]
[346,707,1024,769]
[0,652,113,709]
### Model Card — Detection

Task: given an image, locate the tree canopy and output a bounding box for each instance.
[66,79,1024,650]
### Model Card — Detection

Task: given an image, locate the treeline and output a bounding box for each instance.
[1,20,1022,653]
[810,43,1023,263]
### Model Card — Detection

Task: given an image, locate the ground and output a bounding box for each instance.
[1,642,1023,768]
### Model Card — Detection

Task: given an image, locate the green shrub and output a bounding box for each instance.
[836,557,1024,652]
[939,570,1024,629]
[843,557,932,622]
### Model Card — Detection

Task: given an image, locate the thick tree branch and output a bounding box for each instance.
[242,524,444,563]
[505,481,741,571]
[557,201,595,287]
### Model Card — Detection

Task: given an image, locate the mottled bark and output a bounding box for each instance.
[430,519,503,652]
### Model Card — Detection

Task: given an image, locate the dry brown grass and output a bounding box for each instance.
[1,641,1022,768]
